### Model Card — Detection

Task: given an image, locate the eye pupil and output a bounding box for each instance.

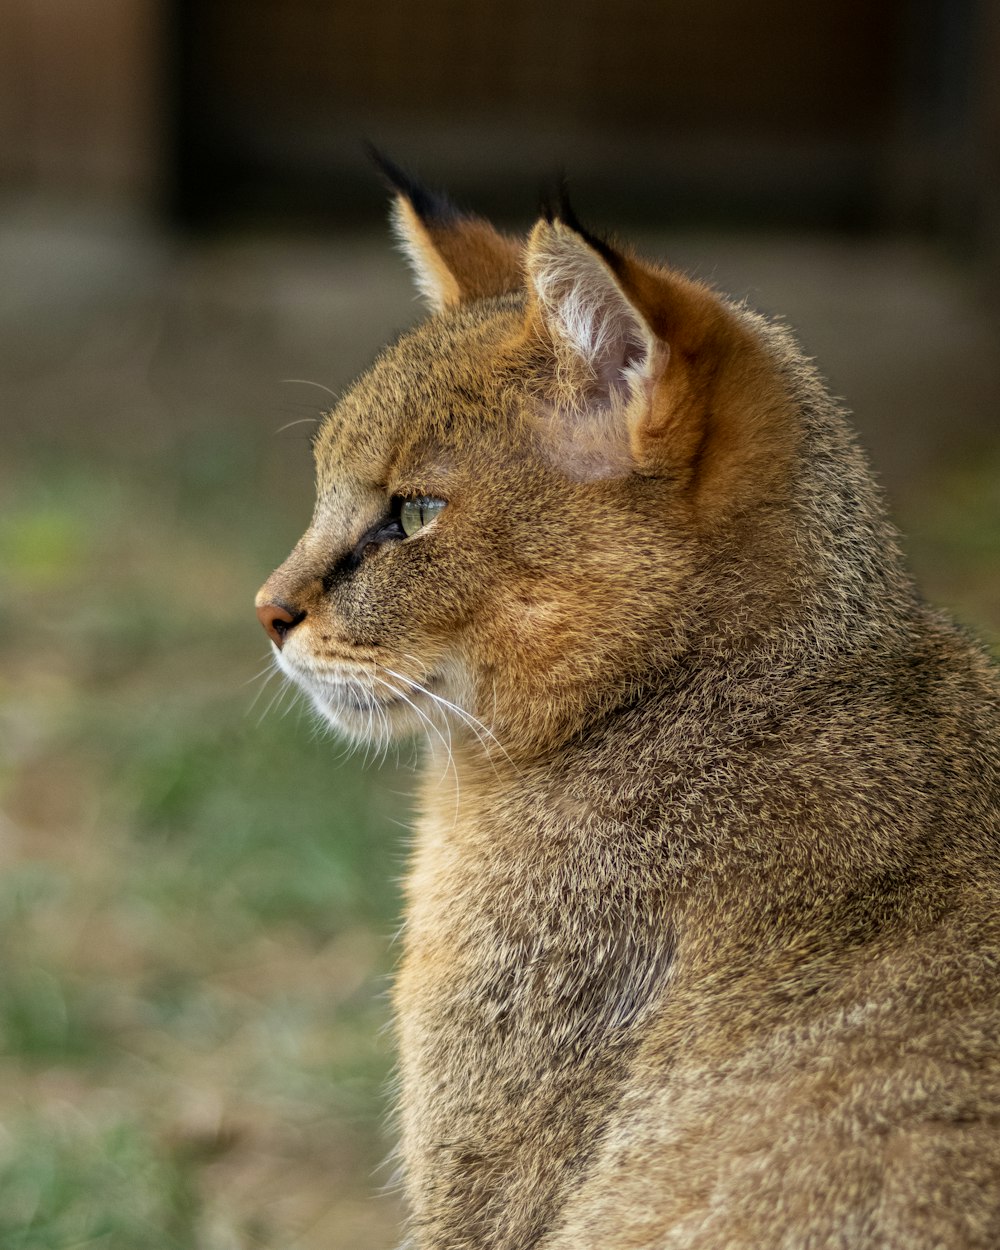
[400,495,446,538]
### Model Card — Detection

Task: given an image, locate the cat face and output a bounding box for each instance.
[257,304,540,747]
[256,170,796,756]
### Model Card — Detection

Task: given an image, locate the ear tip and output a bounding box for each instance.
[538,171,573,228]
[534,180,621,271]
[366,144,462,226]
[365,141,402,187]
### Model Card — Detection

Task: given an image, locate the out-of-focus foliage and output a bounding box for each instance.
[0,451,408,1246]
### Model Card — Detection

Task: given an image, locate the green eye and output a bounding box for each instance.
[399,496,447,538]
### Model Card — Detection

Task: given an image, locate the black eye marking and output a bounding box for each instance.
[322,507,405,589]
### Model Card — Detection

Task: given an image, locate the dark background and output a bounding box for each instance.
[165,0,998,247]
[3,0,998,252]
[1,3,998,1247]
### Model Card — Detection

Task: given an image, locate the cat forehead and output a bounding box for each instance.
[313,297,525,480]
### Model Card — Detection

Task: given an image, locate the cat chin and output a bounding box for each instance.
[273,647,478,746]
[275,662,446,745]
[305,685,428,743]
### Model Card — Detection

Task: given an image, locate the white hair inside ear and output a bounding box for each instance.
[528,222,659,405]
[526,222,667,479]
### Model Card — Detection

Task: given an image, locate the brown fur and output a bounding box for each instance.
[256,174,1000,1249]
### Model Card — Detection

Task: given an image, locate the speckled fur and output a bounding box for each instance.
[257,186,1000,1250]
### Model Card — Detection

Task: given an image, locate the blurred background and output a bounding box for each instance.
[1,1,998,1246]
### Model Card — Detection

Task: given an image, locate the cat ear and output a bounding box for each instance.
[524,216,667,478]
[524,211,734,482]
[370,149,523,312]
[525,215,662,409]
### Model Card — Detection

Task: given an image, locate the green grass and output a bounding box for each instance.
[0,454,407,1247]
[900,458,1000,650]
[0,1117,201,1250]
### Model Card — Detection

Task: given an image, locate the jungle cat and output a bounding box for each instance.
[256,161,1000,1249]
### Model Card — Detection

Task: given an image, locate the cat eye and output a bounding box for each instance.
[399,496,447,537]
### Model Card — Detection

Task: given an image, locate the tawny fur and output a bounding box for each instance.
[257,175,1000,1250]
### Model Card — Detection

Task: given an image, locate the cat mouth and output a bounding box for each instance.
[309,668,445,716]
[312,671,451,742]
[341,677,441,713]
[274,649,454,738]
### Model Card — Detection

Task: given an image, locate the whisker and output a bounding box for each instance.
[423,688,518,783]
[244,660,284,716]
[373,674,459,809]
[383,670,501,801]
[280,377,340,402]
[277,682,300,719]
[388,662,495,753]
[243,654,279,687]
[245,674,277,717]
[368,681,384,766]
[383,665,520,777]
[255,678,290,728]
[373,673,448,760]
[274,416,321,435]
[360,675,376,769]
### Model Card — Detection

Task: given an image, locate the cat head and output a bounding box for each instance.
[256,162,802,758]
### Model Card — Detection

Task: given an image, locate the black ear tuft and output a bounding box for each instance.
[365,144,463,226]
[538,174,620,270]
[539,170,571,226]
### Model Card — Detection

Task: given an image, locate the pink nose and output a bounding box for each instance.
[256,601,305,648]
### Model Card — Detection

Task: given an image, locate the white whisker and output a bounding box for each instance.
[280,377,340,402]
[383,665,520,777]
[372,674,460,819]
[389,660,499,758]
[255,675,292,727]
[245,665,282,716]
[243,654,279,687]
[276,681,300,719]
[373,674,450,767]
[274,416,321,435]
